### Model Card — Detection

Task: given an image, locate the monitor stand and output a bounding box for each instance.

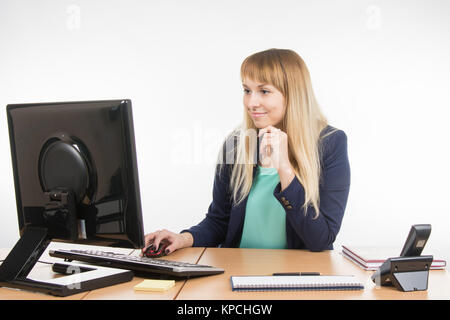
[0,226,133,297]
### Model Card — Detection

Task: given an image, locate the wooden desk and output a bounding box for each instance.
[176,247,449,300]
[2,246,449,300]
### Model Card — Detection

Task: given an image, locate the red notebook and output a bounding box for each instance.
[341,245,447,271]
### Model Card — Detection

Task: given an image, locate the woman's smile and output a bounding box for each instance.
[250,111,268,118]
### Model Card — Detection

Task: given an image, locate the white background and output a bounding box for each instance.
[0,0,449,260]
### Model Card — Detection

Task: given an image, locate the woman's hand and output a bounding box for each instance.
[258,125,291,170]
[142,230,194,256]
[258,125,295,190]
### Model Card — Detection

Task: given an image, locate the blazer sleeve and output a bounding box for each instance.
[273,129,351,252]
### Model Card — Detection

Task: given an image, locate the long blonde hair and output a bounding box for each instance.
[219,48,334,218]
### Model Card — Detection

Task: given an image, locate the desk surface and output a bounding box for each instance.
[176,247,449,300]
[1,246,448,300]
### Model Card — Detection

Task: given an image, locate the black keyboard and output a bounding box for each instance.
[49,249,224,278]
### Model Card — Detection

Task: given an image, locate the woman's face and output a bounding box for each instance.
[243,78,286,129]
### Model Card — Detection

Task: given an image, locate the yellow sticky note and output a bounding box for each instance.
[133,279,175,292]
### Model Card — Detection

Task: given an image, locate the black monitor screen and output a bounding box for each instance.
[6,100,144,248]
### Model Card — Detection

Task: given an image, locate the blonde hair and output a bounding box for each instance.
[219,48,335,218]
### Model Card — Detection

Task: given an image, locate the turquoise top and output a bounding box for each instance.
[239,166,288,249]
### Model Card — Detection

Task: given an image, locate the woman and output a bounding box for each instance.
[144,48,350,254]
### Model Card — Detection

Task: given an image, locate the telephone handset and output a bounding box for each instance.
[399,224,432,257]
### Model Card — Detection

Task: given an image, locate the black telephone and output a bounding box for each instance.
[371,224,433,292]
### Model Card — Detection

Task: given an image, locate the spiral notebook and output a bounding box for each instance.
[230,275,364,291]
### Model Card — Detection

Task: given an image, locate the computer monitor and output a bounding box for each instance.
[7,99,145,247]
[0,99,145,296]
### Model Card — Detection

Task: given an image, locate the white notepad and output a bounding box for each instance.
[230,275,364,291]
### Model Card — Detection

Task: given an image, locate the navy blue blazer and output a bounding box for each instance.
[182,125,350,252]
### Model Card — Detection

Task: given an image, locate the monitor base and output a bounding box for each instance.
[0,226,133,297]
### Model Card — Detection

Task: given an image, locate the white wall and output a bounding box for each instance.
[0,0,449,259]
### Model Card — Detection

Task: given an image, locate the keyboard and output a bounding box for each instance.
[49,249,225,278]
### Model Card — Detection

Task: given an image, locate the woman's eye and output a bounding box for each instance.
[243,88,250,94]
[261,89,270,94]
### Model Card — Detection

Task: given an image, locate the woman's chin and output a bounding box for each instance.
[252,119,277,129]
[252,118,267,128]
